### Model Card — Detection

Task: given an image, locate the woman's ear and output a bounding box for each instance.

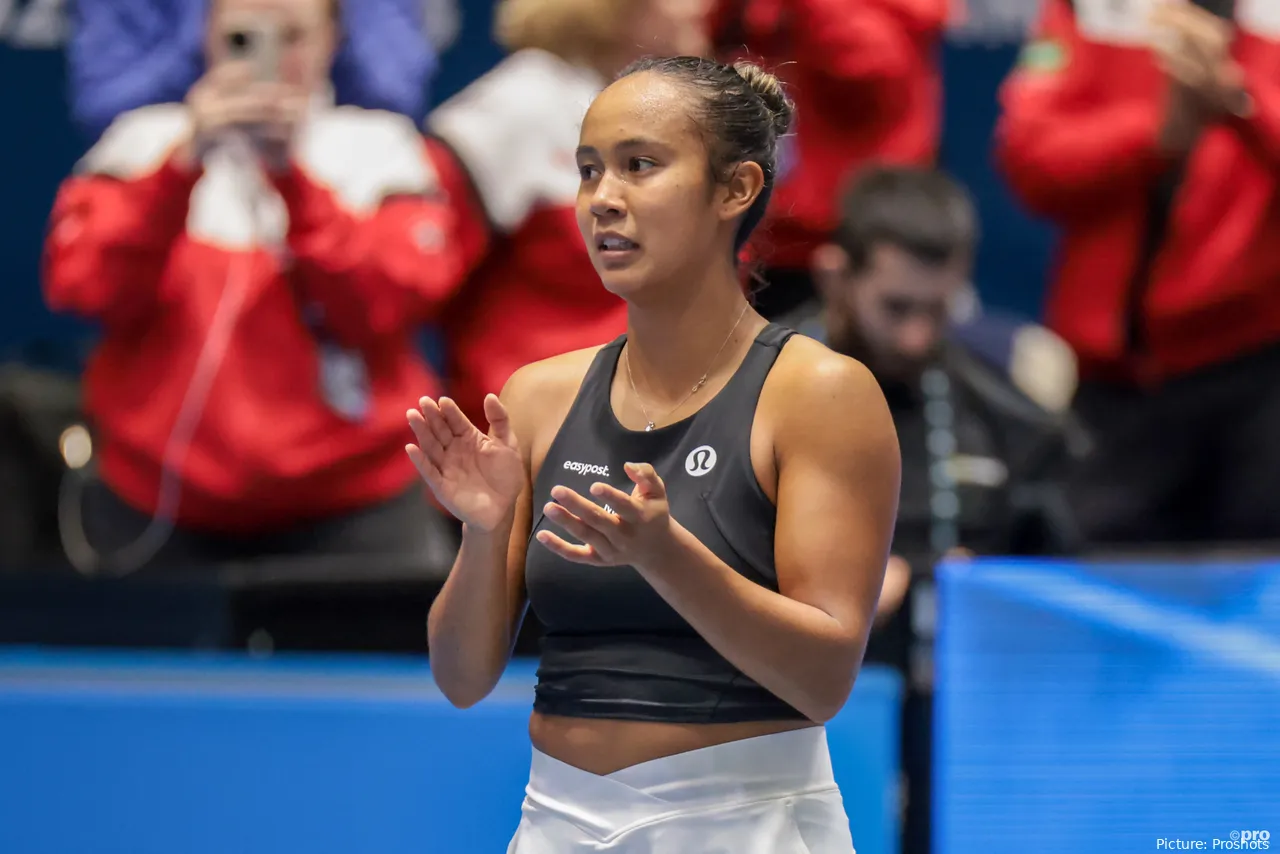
[718,161,767,224]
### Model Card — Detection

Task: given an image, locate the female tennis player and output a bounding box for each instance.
[408,56,901,853]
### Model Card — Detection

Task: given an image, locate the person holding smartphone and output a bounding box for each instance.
[996,0,1280,546]
[41,0,462,573]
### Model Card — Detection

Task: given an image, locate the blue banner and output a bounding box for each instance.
[0,651,903,854]
[936,560,1280,854]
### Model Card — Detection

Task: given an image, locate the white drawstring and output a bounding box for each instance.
[60,133,264,576]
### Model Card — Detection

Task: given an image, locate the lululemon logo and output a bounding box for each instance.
[685,445,717,477]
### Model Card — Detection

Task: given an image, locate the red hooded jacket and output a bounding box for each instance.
[996,0,1280,383]
[710,0,949,270]
[44,104,460,532]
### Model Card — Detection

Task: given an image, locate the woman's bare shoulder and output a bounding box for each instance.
[502,345,607,405]
[771,334,880,398]
[499,344,611,442]
[764,334,894,450]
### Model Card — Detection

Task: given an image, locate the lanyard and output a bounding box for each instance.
[910,365,960,693]
[920,366,961,555]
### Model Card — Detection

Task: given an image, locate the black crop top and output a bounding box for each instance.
[523,323,807,723]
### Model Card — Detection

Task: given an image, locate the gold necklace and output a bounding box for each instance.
[624,302,751,432]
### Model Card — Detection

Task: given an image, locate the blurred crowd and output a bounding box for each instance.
[2,0,1273,569]
[1,0,1277,851]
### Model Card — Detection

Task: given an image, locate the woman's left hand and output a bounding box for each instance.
[536,462,676,568]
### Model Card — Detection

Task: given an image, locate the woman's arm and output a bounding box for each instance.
[533,341,900,722]
[426,488,533,709]
[425,374,535,709]
[424,350,597,707]
[629,346,900,722]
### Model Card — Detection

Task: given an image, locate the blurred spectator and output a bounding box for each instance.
[422,0,707,428]
[0,367,81,569]
[997,0,1280,545]
[69,0,436,140]
[809,166,1078,575]
[709,0,950,321]
[43,0,459,573]
[807,164,1080,854]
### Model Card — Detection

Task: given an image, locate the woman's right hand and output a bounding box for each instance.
[407,394,524,533]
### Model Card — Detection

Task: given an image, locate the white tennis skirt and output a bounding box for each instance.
[506,726,857,853]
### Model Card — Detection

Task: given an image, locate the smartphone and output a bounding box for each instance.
[223,17,282,82]
[1190,0,1235,19]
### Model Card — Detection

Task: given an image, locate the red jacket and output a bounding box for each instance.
[426,50,628,428]
[710,0,948,270]
[996,0,1280,383]
[44,104,461,533]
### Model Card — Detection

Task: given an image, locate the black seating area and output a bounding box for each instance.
[0,557,547,657]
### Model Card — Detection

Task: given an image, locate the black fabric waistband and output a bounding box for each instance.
[533,633,808,724]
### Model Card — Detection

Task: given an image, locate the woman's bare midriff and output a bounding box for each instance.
[528,711,818,776]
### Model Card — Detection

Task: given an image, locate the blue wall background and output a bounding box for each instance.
[3,560,1273,853]
[0,653,903,854]
[0,0,1056,367]
[935,560,1280,854]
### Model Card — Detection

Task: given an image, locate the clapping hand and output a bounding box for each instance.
[536,462,677,569]
[407,394,524,533]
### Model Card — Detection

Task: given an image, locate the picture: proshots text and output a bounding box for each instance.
[1157,832,1271,851]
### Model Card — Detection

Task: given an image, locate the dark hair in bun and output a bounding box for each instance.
[620,56,795,252]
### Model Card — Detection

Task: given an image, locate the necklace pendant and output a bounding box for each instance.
[644,421,656,432]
